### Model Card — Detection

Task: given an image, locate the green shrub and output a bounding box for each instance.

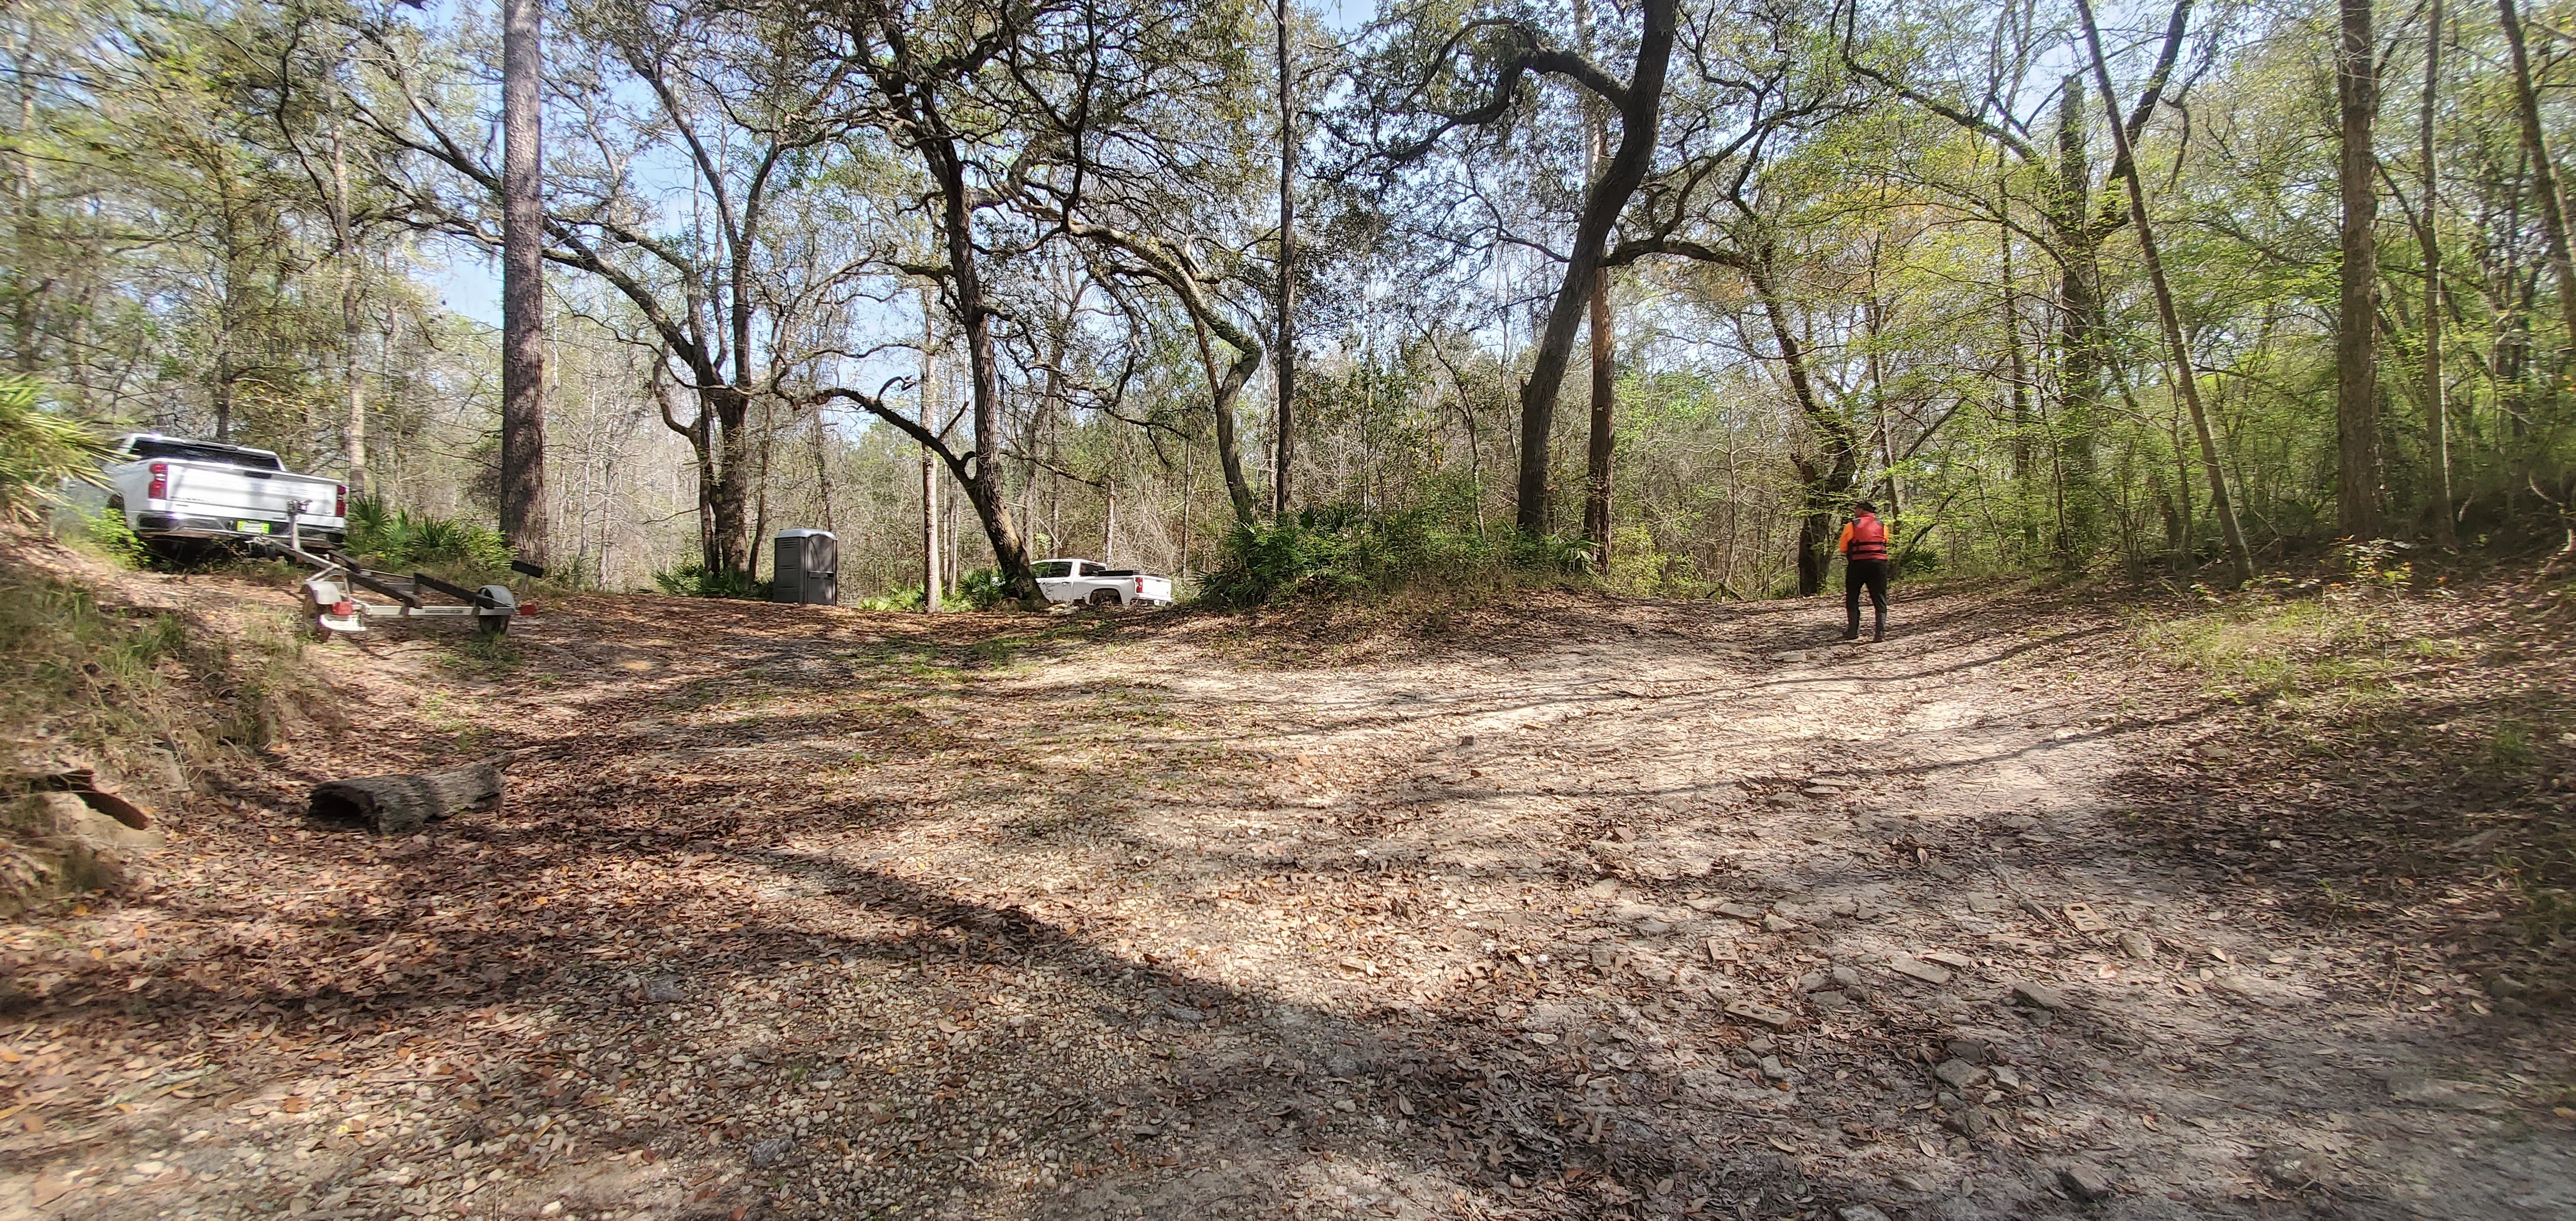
[854,585,928,612]
[0,377,108,519]
[344,498,512,574]
[650,559,771,600]
[70,505,148,569]
[1198,504,1593,608]
[956,566,1014,609]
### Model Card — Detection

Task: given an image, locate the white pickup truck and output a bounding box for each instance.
[90,434,347,548]
[1033,558,1174,608]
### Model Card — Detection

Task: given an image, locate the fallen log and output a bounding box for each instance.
[309,763,503,835]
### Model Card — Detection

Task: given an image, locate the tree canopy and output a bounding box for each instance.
[9,0,2574,597]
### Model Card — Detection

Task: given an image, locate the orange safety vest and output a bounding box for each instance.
[1839,513,1890,562]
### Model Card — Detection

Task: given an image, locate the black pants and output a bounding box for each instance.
[1845,559,1888,635]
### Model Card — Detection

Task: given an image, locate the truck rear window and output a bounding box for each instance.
[127,439,283,470]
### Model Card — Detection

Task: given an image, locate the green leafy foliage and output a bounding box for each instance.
[854,585,929,612]
[650,560,771,600]
[955,567,1014,610]
[69,505,149,569]
[2139,596,2394,705]
[343,498,512,575]
[1199,504,1593,608]
[0,378,108,520]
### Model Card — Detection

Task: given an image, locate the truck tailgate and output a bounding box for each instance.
[163,463,340,526]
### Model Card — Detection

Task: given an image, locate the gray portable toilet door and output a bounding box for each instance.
[773,530,814,603]
[810,532,839,605]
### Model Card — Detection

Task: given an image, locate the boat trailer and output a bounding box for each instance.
[249,509,525,640]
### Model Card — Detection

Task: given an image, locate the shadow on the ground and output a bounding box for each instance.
[8,591,1866,1221]
[2097,669,2574,1007]
[21,577,2565,1220]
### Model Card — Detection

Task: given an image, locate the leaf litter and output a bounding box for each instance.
[0,576,2570,1220]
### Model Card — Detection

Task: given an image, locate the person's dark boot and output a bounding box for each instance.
[1873,608,1886,642]
[1841,618,1859,641]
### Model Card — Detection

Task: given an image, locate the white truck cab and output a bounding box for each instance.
[1031,558,1175,608]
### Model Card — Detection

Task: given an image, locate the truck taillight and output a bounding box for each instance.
[335,484,345,518]
[1135,577,1144,594]
[146,462,167,500]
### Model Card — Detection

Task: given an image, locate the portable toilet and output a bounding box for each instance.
[771,529,839,605]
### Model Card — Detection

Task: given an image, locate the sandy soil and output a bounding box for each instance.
[2,575,2570,1220]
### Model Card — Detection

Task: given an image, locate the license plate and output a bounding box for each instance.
[236,520,272,534]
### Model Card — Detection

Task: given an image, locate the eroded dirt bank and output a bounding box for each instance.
[2,576,2570,1220]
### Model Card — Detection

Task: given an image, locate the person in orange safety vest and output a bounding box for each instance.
[1838,501,1891,642]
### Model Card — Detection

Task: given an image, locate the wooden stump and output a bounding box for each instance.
[309,763,503,835]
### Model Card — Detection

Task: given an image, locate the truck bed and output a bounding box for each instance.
[95,435,347,544]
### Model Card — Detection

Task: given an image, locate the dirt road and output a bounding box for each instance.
[3,581,2569,1220]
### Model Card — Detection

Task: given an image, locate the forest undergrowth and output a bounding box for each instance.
[0,531,318,915]
[1197,504,1597,612]
[2116,548,2576,1009]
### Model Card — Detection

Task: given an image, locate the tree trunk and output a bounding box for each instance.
[2050,74,2104,561]
[2001,193,2037,555]
[1748,257,1857,595]
[331,120,367,497]
[1793,459,1831,597]
[2421,0,2456,545]
[1578,0,1614,562]
[1583,276,1615,562]
[499,0,548,564]
[1272,0,1296,519]
[211,346,233,441]
[752,398,772,581]
[921,292,941,609]
[928,146,1038,601]
[1061,217,1263,526]
[2075,0,2253,584]
[1863,246,1898,515]
[708,389,753,577]
[1514,0,1677,535]
[310,763,503,836]
[684,396,716,574]
[2337,0,2383,538]
[809,414,835,534]
[1191,313,1261,524]
[2499,0,2576,355]
[8,25,41,377]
